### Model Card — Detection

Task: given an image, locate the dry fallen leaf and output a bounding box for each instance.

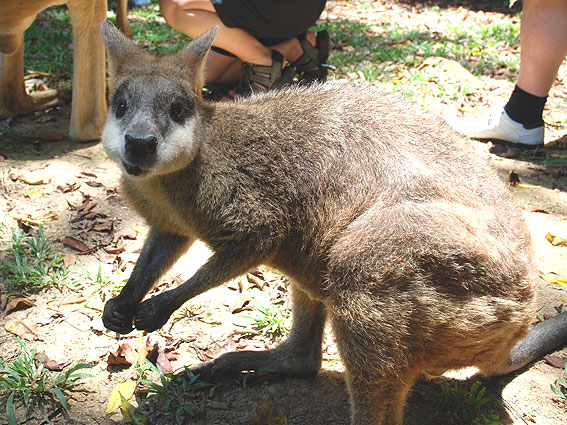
[546,232,567,247]
[62,253,77,268]
[57,182,81,193]
[21,132,64,142]
[80,171,98,179]
[46,294,87,313]
[62,236,90,252]
[0,293,8,310]
[4,318,38,340]
[40,211,59,222]
[17,220,39,236]
[228,294,252,314]
[5,297,34,315]
[106,379,137,415]
[67,193,95,211]
[540,273,567,287]
[544,355,567,369]
[105,241,125,255]
[23,188,43,199]
[108,343,136,366]
[93,221,114,232]
[248,400,288,425]
[146,342,173,375]
[34,352,71,371]
[18,170,51,185]
[247,273,266,289]
[96,251,116,264]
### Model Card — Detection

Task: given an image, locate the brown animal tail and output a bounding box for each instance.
[497,311,567,375]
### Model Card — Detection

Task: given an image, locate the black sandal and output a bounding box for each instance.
[237,50,296,96]
[292,30,334,83]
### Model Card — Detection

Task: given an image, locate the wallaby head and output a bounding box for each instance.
[100,20,218,177]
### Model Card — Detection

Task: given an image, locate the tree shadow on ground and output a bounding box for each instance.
[396,0,522,14]
[134,368,519,425]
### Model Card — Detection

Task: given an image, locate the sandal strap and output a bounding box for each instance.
[239,51,294,95]
[293,37,319,69]
[292,30,330,83]
[249,50,283,91]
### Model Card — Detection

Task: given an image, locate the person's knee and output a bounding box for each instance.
[159,0,183,28]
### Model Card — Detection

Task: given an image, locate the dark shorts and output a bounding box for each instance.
[211,0,326,46]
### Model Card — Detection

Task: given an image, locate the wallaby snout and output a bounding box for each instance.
[121,120,159,175]
[125,133,157,161]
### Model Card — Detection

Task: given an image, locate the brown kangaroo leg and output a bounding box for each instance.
[66,0,107,141]
[0,33,58,118]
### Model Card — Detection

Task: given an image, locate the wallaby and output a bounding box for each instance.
[99,21,567,425]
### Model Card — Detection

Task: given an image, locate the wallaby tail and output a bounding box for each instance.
[496,311,567,375]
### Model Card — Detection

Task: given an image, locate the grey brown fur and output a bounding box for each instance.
[100,21,567,425]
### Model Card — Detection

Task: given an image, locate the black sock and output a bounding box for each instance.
[504,85,546,129]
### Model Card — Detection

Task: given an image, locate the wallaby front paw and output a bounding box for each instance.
[103,297,136,334]
[133,296,174,332]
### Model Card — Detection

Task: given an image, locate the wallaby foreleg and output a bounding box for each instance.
[132,245,272,332]
[103,228,194,333]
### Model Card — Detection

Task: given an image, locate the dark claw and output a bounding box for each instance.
[113,310,129,321]
[132,295,175,333]
[102,297,136,334]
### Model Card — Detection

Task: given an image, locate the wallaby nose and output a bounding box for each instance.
[124,134,158,160]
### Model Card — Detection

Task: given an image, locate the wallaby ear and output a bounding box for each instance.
[175,26,219,93]
[101,20,140,75]
[182,26,219,63]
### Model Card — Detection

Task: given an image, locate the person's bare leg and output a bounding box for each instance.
[516,0,567,97]
[205,50,241,83]
[272,32,316,63]
[159,0,272,66]
[446,0,566,146]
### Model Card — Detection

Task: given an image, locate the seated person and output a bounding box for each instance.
[159,0,330,94]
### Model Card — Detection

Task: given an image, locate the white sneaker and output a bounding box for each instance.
[446,106,544,147]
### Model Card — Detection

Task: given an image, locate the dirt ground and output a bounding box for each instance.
[1,1,567,424]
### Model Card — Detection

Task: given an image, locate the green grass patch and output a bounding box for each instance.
[243,301,292,341]
[1,226,71,293]
[79,263,126,302]
[551,364,567,401]
[131,360,213,424]
[127,7,189,55]
[0,337,94,425]
[23,2,187,90]
[316,18,520,103]
[416,381,501,425]
[24,7,73,89]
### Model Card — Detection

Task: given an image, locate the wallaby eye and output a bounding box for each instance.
[116,100,127,119]
[170,102,185,124]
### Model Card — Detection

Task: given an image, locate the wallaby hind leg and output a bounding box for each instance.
[331,315,420,425]
[191,282,326,379]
